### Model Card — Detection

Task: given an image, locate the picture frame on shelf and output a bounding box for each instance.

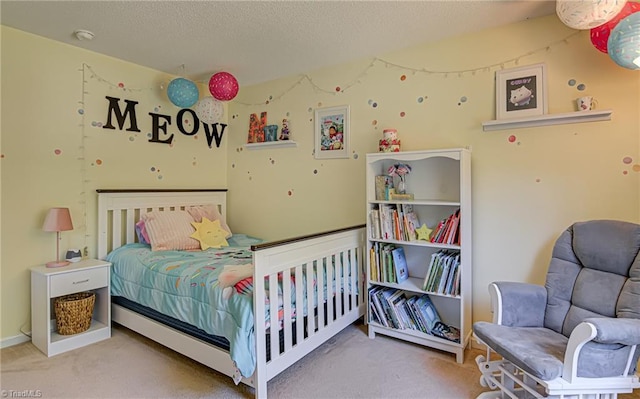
[495,63,547,120]
[314,105,350,159]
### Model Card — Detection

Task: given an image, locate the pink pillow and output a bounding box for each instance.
[187,205,232,238]
[141,210,200,251]
[135,220,150,245]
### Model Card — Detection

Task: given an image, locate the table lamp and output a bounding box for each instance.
[42,207,74,267]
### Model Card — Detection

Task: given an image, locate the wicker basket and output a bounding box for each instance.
[54,292,95,335]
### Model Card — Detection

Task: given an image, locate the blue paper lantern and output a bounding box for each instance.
[608,12,640,70]
[166,78,199,108]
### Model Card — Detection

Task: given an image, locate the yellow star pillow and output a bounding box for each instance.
[190,217,229,250]
[416,223,433,241]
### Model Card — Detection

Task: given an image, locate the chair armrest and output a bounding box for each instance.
[563,319,640,382]
[490,281,547,327]
[585,317,640,346]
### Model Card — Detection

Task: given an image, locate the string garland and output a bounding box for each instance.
[234,31,582,106]
[82,30,583,107]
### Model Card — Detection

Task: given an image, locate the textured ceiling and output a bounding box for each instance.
[1,1,557,86]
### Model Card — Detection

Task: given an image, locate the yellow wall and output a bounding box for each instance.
[227,15,640,323]
[2,13,639,341]
[1,26,228,339]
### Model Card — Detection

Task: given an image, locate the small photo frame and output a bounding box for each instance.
[314,105,349,159]
[495,63,547,120]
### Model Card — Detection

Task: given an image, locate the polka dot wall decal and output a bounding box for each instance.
[54,149,62,155]
[92,121,97,127]
[129,136,135,142]
[313,169,318,174]
[308,107,313,112]
[400,75,406,81]
[400,111,406,117]
[335,86,341,92]
[577,84,586,91]
[623,171,628,175]
[118,83,124,88]
[568,79,576,86]
[417,97,424,103]
[372,120,378,125]
[372,102,378,108]
[536,178,541,183]
[78,109,84,115]
[1,154,4,158]
[95,159,102,165]
[633,165,640,172]
[508,135,516,143]
[269,95,273,100]
[288,190,293,196]
[353,153,359,159]
[317,102,323,107]
[147,133,152,138]
[157,175,163,180]
[232,163,235,168]
[150,167,156,172]
[460,96,467,104]
[623,156,633,164]
[368,99,373,105]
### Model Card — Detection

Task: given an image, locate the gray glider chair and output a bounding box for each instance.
[473,220,640,399]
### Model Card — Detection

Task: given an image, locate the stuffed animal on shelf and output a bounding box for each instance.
[218,263,253,299]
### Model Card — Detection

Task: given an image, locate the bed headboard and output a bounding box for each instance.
[96,189,227,260]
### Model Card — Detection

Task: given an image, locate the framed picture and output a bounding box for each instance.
[495,63,548,120]
[314,105,350,159]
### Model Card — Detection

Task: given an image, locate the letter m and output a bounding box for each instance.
[102,96,141,132]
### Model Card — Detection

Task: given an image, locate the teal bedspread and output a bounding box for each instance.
[107,234,263,378]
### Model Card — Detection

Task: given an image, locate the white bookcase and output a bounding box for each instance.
[365,148,471,363]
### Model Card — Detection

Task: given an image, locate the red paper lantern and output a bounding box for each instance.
[208,72,239,101]
[591,2,640,53]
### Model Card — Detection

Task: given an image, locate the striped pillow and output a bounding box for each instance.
[141,210,199,251]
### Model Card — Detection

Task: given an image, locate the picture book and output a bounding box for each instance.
[431,321,461,343]
[375,175,393,200]
[391,247,409,283]
[414,294,441,333]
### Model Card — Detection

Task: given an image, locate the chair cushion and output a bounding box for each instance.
[474,321,566,380]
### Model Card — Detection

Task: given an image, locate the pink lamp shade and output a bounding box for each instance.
[43,207,74,267]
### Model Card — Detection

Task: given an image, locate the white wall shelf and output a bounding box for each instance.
[244,141,297,150]
[482,109,613,131]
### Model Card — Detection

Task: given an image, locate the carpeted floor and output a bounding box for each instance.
[1,321,639,399]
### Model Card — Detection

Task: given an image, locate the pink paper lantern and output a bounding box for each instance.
[208,72,239,101]
[591,2,640,53]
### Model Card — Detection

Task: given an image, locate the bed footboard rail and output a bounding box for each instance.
[251,224,366,397]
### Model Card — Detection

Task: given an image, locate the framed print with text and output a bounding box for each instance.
[496,63,548,120]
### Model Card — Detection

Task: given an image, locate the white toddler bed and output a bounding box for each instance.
[97,189,366,398]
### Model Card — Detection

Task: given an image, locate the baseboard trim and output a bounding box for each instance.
[1,333,31,349]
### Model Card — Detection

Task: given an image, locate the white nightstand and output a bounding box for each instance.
[31,259,111,356]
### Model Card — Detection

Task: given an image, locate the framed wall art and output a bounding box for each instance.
[495,63,548,120]
[314,105,350,159]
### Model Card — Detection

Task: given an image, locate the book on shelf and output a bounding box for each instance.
[431,321,461,343]
[369,209,381,239]
[403,205,420,241]
[375,175,393,200]
[391,246,409,283]
[423,250,461,295]
[389,193,414,201]
[430,209,460,245]
[414,294,441,334]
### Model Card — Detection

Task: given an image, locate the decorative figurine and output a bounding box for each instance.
[280,118,290,140]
